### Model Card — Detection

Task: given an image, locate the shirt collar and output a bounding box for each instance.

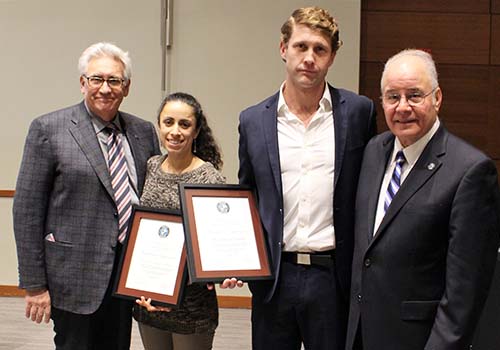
[84,101,122,134]
[277,81,332,120]
[392,117,440,167]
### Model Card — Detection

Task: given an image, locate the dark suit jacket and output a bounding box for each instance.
[238,85,377,302]
[346,126,500,350]
[13,102,160,314]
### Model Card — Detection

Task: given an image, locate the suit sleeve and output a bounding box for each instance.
[150,121,161,155]
[237,112,255,188]
[367,99,377,140]
[13,118,54,290]
[425,158,500,350]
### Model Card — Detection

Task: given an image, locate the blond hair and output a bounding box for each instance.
[280,7,343,52]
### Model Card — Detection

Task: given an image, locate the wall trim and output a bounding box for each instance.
[0,190,15,197]
[217,295,251,309]
[0,285,252,309]
[0,285,24,296]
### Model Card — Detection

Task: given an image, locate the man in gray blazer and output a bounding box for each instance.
[345,49,500,350]
[13,42,160,349]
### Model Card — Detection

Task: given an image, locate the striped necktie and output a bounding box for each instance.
[384,150,406,213]
[107,126,132,243]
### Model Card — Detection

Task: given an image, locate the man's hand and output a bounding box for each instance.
[25,289,51,324]
[219,278,244,289]
[206,278,244,290]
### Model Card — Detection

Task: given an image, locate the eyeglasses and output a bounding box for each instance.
[381,88,436,107]
[82,75,126,89]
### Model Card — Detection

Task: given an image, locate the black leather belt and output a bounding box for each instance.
[282,251,334,267]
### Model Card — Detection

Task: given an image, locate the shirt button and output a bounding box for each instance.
[357,294,362,303]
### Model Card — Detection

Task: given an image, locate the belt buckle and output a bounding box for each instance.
[297,253,311,265]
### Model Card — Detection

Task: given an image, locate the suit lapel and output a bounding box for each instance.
[372,127,447,242]
[262,93,283,195]
[366,136,393,241]
[68,102,114,199]
[121,114,147,192]
[330,85,347,188]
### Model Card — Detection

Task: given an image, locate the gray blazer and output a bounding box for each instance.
[13,102,160,314]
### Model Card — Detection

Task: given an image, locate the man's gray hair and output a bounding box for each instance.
[78,42,132,81]
[381,49,438,93]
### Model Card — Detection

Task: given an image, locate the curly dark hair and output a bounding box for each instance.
[156,92,223,170]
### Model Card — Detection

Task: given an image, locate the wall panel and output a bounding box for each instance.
[361,12,490,64]
[491,16,500,65]
[437,65,491,155]
[490,67,500,158]
[493,0,500,14]
[362,1,489,14]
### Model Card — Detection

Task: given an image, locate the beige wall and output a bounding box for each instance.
[0,0,163,287]
[0,0,361,298]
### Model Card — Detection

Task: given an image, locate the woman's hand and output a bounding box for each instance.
[135,296,171,312]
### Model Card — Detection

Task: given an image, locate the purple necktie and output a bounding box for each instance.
[384,150,406,213]
[107,127,132,243]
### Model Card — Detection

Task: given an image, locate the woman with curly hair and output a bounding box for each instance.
[133,92,226,349]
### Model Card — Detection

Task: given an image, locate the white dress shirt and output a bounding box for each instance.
[373,118,441,234]
[277,82,335,252]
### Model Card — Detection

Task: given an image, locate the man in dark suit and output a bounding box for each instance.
[345,49,500,350]
[238,7,376,350]
[13,42,160,349]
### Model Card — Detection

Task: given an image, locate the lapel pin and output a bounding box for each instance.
[427,163,436,171]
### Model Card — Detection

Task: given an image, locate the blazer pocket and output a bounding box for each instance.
[44,239,74,264]
[44,239,75,295]
[400,300,440,321]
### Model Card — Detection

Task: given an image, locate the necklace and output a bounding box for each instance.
[163,156,202,175]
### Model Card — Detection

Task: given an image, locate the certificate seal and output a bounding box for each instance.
[216,201,230,214]
[158,225,170,238]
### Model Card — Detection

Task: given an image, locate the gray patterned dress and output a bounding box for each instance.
[132,154,225,334]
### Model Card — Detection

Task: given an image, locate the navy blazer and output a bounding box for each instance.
[238,84,377,302]
[13,102,160,314]
[346,126,500,350]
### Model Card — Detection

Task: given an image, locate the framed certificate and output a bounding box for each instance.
[179,184,273,283]
[113,206,187,306]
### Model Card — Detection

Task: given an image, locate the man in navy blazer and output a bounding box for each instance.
[345,49,500,350]
[238,7,376,350]
[13,42,160,349]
